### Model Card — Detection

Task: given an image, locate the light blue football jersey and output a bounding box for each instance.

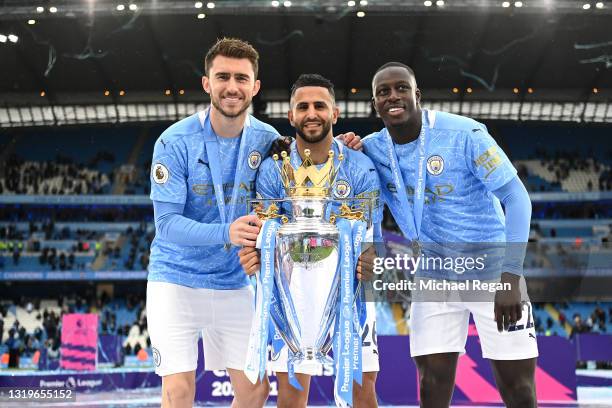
[217,135,241,186]
[363,110,517,279]
[256,140,383,241]
[148,110,280,289]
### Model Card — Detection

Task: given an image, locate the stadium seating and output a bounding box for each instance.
[0,221,152,273]
[3,122,612,194]
[0,293,149,368]
[516,159,610,192]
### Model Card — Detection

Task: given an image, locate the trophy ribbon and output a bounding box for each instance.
[333,218,360,407]
[287,349,304,390]
[269,315,285,358]
[350,219,367,386]
[244,219,280,384]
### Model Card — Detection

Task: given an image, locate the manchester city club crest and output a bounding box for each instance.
[426,155,444,176]
[248,151,262,169]
[333,180,351,198]
[152,163,169,184]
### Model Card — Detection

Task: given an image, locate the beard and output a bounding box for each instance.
[295,120,332,144]
[210,93,252,119]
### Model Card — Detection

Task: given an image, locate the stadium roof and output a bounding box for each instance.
[0,0,610,108]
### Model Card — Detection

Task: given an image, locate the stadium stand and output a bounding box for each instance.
[0,290,149,369]
[500,123,612,192]
[3,122,612,195]
[0,125,160,196]
[516,158,611,192]
[0,221,153,273]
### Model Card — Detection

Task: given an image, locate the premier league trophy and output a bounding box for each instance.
[245,149,368,406]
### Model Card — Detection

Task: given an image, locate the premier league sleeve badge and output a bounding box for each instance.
[152,163,169,184]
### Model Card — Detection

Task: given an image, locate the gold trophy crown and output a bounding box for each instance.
[272,149,344,198]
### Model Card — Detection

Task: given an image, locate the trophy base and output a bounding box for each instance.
[289,347,334,372]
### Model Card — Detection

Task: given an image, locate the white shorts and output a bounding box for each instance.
[268,301,380,375]
[147,281,255,377]
[409,299,539,360]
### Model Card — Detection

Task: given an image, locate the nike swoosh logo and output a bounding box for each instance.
[198,158,209,166]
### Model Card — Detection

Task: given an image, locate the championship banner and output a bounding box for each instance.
[60,314,98,371]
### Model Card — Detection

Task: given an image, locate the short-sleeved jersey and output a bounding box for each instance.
[256,140,383,241]
[363,111,518,280]
[148,110,280,289]
[363,110,516,245]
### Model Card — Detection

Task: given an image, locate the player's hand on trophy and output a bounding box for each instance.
[238,247,260,275]
[356,245,377,281]
[229,215,262,247]
[494,272,523,332]
[269,136,292,157]
[336,132,362,151]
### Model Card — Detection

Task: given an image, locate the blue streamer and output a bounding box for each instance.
[351,220,367,386]
[287,349,305,390]
[256,219,280,381]
[269,282,290,358]
[334,218,356,407]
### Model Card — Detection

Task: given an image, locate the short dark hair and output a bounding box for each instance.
[290,74,336,102]
[374,62,415,77]
[205,37,259,78]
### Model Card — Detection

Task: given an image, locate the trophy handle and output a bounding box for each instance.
[329,197,375,230]
[273,321,301,355]
[329,203,365,223]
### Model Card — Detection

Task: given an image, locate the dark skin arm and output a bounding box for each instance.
[356,245,377,281]
[494,272,523,331]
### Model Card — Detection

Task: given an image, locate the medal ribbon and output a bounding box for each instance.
[202,109,250,226]
[383,110,432,241]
